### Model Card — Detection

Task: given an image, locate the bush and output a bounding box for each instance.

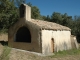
[0,46,11,60]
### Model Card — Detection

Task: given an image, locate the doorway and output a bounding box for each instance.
[15,26,31,43]
[51,38,54,52]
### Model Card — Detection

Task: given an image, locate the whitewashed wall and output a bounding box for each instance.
[42,30,72,54]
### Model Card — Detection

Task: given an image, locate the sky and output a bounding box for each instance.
[26,0,80,17]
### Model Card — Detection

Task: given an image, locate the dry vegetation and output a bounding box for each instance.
[0,44,80,60]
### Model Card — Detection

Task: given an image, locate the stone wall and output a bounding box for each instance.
[71,35,79,49]
[0,33,8,41]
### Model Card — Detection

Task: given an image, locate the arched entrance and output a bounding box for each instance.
[15,26,31,43]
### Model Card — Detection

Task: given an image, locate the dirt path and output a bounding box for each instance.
[9,48,80,60]
[0,45,80,60]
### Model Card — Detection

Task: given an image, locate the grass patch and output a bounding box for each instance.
[51,48,80,58]
[0,46,11,60]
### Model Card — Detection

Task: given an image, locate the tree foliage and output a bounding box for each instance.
[42,12,80,43]
[72,16,80,43]
[0,0,19,31]
[14,0,26,7]
[0,1,80,43]
[27,2,42,19]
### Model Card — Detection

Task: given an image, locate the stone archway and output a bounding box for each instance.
[15,26,31,43]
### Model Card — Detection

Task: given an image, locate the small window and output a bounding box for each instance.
[19,4,25,18]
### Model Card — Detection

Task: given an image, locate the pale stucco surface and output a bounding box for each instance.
[42,30,72,54]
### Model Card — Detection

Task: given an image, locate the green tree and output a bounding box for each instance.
[31,6,40,19]
[73,16,80,43]
[51,12,63,24]
[62,13,72,27]
[14,0,26,7]
[27,2,42,19]
[0,0,19,32]
[42,15,50,21]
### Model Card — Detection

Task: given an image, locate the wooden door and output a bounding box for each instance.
[51,38,54,52]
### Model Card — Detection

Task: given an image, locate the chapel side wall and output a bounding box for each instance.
[42,30,71,54]
[41,30,53,55]
[8,19,42,53]
[53,30,72,52]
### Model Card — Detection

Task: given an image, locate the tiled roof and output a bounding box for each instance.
[30,19,71,30]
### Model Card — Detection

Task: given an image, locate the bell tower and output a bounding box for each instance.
[19,4,31,20]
